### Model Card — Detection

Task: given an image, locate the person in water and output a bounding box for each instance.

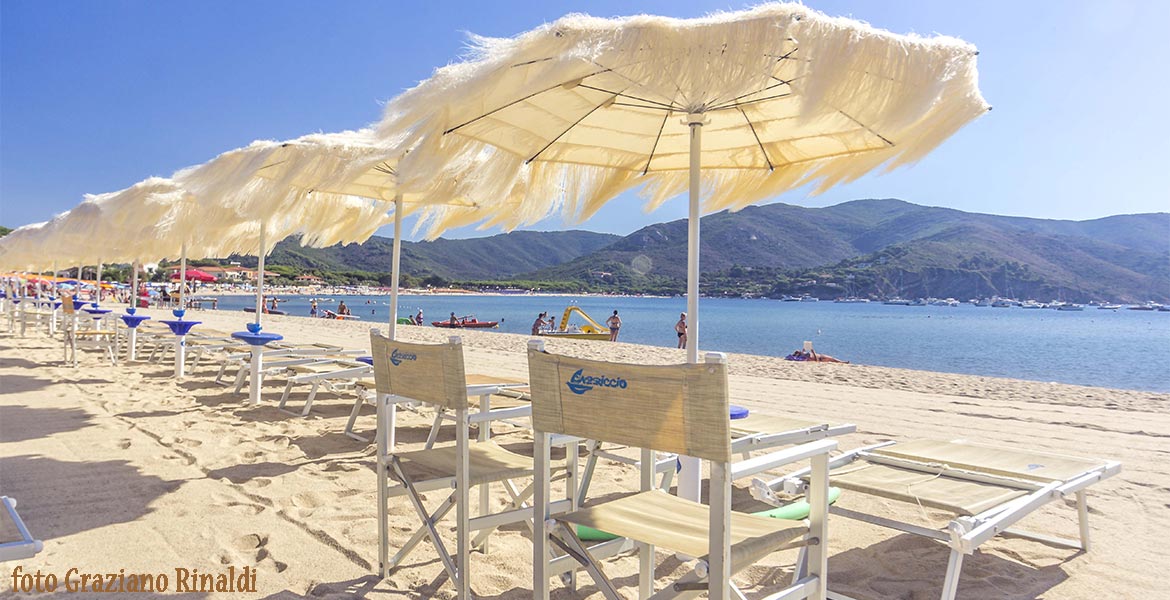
[338,301,351,316]
[675,313,687,349]
[531,312,547,335]
[415,309,424,325]
[606,310,622,341]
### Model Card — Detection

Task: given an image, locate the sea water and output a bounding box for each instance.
[212,294,1170,393]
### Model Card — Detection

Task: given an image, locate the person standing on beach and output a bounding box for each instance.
[675,312,687,349]
[606,310,622,341]
[310,299,318,317]
[415,309,424,325]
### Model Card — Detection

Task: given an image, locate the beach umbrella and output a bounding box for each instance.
[174,128,480,339]
[171,269,217,283]
[377,2,988,500]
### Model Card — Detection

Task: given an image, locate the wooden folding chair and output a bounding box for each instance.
[529,340,835,600]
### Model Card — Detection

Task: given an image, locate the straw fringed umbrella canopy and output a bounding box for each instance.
[382,2,988,353]
[174,128,482,336]
[378,1,988,499]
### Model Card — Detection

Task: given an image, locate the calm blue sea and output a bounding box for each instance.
[212,294,1170,392]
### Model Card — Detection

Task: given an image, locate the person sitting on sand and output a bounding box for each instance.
[322,309,338,319]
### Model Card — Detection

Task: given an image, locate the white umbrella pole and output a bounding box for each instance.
[179,244,188,311]
[678,114,704,503]
[249,222,267,406]
[389,195,403,339]
[128,260,139,361]
[130,261,138,310]
[386,195,404,452]
[175,244,188,379]
[254,223,266,325]
[96,259,103,303]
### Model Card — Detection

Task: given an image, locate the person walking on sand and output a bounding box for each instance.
[675,313,687,349]
[606,310,622,342]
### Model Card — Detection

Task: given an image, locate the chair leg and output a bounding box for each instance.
[939,550,964,600]
[1076,490,1091,551]
[344,395,369,442]
[301,381,321,417]
[277,380,296,412]
[390,494,457,569]
[549,524,623,600]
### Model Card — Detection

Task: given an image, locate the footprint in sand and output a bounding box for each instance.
[116,439,132,450]
[232,533,268,551]
[242,477,272,489]
[177,438,203,448]
[163,453,196,466]
[290,492,327,508]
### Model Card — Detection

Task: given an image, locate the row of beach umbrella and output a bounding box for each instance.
[0,3,988,498]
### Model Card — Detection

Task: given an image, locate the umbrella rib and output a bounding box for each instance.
[738,107,775,171]
[709,92,794,112]
[443,67,613,135]
[641,112,672,175]
[836,109,896,147]
[612,101,675,112]
[525,94,620,164]
[577,84,680,111]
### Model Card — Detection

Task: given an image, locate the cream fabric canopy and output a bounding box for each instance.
[381,2,988,232]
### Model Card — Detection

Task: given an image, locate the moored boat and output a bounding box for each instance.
[432,315,499,328]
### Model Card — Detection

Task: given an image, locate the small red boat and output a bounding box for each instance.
[432,315,499,329]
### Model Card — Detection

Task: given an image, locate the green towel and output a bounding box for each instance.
[576,487,842,541]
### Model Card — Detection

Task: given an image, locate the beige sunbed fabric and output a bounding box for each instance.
[730,414,827,437]
[828,463,1028,515]
[528,348,731,462]
[561,490,807,571]
[394,441,562,486]
[870,440,1105,484]
[287,360,366,375]
[370,334,467,409]
[0,504,23,545]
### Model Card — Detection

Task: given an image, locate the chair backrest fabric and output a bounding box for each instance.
[527,346,731,462]
[61,295,76,315]
[370,330,468,409]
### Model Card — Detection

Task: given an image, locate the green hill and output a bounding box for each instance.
[524,200,1169,302]
[249,229,620,281]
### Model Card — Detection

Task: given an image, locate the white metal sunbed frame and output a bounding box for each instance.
[0,496,43,562]
[276,359,372,417]
[753,439,1121,600]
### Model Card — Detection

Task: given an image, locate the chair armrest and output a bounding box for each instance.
[731,439,837,481]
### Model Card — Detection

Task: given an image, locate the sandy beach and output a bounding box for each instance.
[2,305,1167,599]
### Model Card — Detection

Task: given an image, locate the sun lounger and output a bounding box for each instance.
[753,439,1121,600]
[370,330,567,598]
[276,358,372,417]
[528,340,835,600]
[216,343,359,389]
[61,296,116,367]
[1,496,43,562]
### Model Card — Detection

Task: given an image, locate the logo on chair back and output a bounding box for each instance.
[389,348,417,366]
[566,369,627,395]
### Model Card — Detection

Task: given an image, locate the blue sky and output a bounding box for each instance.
[2,0,1168,241]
